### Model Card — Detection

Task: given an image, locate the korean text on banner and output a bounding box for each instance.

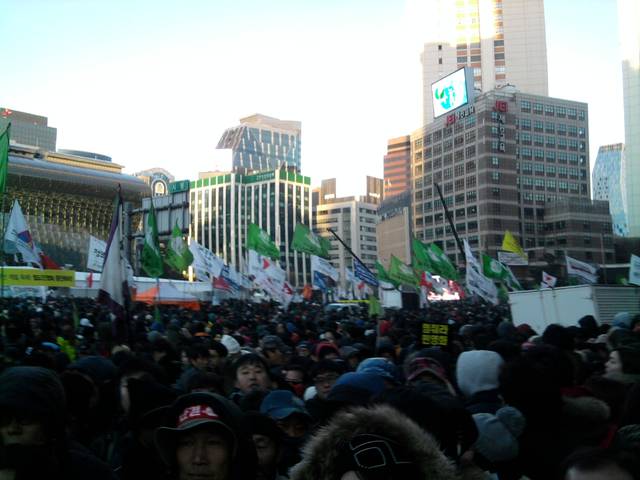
[1,268,75,287]
[87,236,107,272]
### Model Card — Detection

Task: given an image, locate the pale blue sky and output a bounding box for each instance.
[0,0,624,196]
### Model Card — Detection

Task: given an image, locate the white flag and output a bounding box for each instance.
[629,254,640,286]
[249,250,286,283]
[566,255,598,284]
[311,255,339,282]
[464,239,498,304]
[541,271,557,288]
[97,194,130,316]
[189,241,224,281]
[4,200,41,266]
[87,235,107,272]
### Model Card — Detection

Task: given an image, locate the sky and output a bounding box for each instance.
[0,0,624,197]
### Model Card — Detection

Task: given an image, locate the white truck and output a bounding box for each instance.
[509,285,640,334]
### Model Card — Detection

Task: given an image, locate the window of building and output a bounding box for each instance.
[467,190,477,202]
[491,156,500,167]
[544,104,555,116]
[556,106,566,117]
[491,171,500,182]
[533,103,543,114]
[521,118,532,130]
[546,151,556,162]
[466,175,477,188]
[465,145,476,157]
[521,100,531,112]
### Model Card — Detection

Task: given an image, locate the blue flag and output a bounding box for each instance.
[313,271,328,292]
[354,257,379,287]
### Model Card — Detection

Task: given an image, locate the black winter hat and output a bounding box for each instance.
[0,366,66,434]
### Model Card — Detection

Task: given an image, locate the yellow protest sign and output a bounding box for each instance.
[0,268,75,287]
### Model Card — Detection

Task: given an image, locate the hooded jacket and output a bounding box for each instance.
[289,405,460,480]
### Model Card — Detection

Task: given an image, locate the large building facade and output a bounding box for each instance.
[421,0,548,124]
[618,0,640,236]
[376,192,412,266]
[314,178,381,285]
[189,169,312,286]
[411,86,613,266]
[1,108,57,151]
[592,144,628,237]
[217,114,301,173]
[383,135,412,198]
[7,145,148,269]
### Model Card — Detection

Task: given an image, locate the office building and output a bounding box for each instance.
[376,191,412,266]
[6,144,147,268]
[618,0,640,236]
[314,178,381,285]
[411,85,614,266]
[217,114,301,173]
[421,0,548,124]
[592,144,628,237]
[0,108,57,151]
[189,168,312,286]
[383,135,412,198]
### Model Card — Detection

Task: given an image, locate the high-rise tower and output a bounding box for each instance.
[421,0,548,124]
[618,0,640,236]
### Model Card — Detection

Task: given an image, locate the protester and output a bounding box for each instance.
[154,392,257,479]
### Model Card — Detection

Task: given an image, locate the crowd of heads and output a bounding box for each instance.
[0,295,640,479]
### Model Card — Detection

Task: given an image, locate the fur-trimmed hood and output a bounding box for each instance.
[289,404,459,480]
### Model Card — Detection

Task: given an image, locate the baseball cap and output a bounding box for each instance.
[260,389,310,421]
[406,357,449,384]
[155,393,239,466]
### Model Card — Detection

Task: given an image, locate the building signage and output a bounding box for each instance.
[169,180,190,193]
[244,171,275,184]
[445,105,476,126]
[0,268,75,287]
[431,67,475,118]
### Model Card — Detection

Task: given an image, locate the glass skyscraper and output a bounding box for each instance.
[217,114,301,173]
[592,144,628,237]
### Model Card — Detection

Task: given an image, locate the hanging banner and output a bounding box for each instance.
[0,268,75,287]
[87,236,107,272]
[498,251,529,266]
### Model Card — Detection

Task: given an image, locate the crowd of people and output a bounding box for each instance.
[0,295,639,480]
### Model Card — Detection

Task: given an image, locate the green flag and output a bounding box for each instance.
[165,222,194,273]
[426,243,459,280]
[368,295,382,317]
[0,124,9,195]
[375,261,398,287]
[141,202,163,278]
[291,224,329,258]
[247,223,280,260]
[388,255,419,286]
[482,254,522,290]
[412,238,433,272]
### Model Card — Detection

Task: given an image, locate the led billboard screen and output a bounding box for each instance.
[431,68,473,118]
